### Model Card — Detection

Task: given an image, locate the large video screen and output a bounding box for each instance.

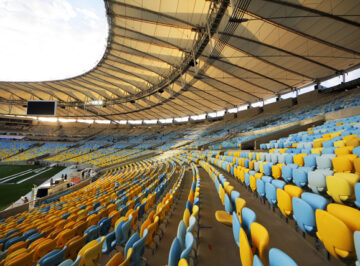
[27,101,57,116]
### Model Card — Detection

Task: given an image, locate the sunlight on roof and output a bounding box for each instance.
[0,0,108,82]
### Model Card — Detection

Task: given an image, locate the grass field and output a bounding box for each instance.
[0,166,65,211]
[0,165,42,179]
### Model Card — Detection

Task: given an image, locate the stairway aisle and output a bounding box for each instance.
[196,168,240,266]
[213,165,342,266]
[145,169,193,266]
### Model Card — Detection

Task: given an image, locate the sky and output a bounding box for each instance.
[0,0,108,82]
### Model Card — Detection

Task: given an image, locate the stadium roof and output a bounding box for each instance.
[0,0,359,122]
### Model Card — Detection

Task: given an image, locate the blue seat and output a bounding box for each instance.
[27,232,44,245]
[23,229,38,239]
[232,212,241,247]
[98,217,111,236]
[58,255,81,266]
[84,225,99,243]
[285,154,293,164]
[224,194,233,214]
[230,190,240,206]
[256,179,265,199]
[177,221,187,249]
[102,232,116,254]
[168,237,182,266]
[304,155,318,168]
[262,176,273,183]
[62,213,71,220]
[241,207,256,243]
[116,215,133,246]
[272,180,286,190]
[282,164,298,182]
[124,229,148,266]
[4,236,24,250]
[180,232,194,260]
[253,254,264,266]
[6,229,19,238]
[292,192,328,235]
[269,248,297,266]
[245,173,250,188]
[293,167,312,188]
[38,247,67,266]
[355,183,360,209]
[265,182,277,206]
[263,163,273,176]
[353,147,360,157]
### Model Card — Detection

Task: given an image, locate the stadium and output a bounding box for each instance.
[0,0,359,265]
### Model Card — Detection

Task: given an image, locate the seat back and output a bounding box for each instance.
[239,228,253,266]
[315,210,355,260]
[38,247,67,266]
[326,175,353,203]
[180,232,194,260]
[82,237,105,266]
[177,221,186,249]
[327,203,360,232]
[66,235,86,261]
[269,248,297,266]
[250,222,269,263]
[232,212,241,247]
[277,189,292,218]
[332,156,353,173]
[168,238,182,266]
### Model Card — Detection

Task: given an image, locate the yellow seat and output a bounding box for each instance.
[215,211,232,227]
[192,205,199,218]
[326,173,360,203]
[33,238,56,263]
[277,189,292,218]
[335,147,351,156]
[78,237,105,266]
[178,258,189,266]
[106,248,133,266]
[293,153,307,167]
[277,185,302,218]
[56,228,76,249]
[65,235,87,261]
[354,158,360,174]
[145,216,159,248]
[4,251,33,266]
[239,228,253,266]
[249,175,257,192]
[345,138,360,147]
[334,140,346,148]
[311,148,323,154]
[315,210,355,260]
[327,204,360,232]
[272,164,284,179]
[7,241,27,256]
[183,209,191,227]
[332,156,354,173]
[250,222,269,264]
[343,134,357,141]
[235,198,246,224]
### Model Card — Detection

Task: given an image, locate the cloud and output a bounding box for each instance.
[0,0,108,82]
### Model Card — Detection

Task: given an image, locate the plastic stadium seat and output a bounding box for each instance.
[332,156,354,173]
[355,183,360,208]
[282,164,298,183]
[272,164,284,179]
[308,169,333,193]
[269,248,297,266]
[38,247,67,266]
[292,192,328,235]
[239,228,253,266]
[326,173,360,203]
[180,232,194,261]
[316,210,356,260]
[250,222,269,264]
[277,185,303,218]
[177,221,186,249]
[168,237,182,266]
[316,154,335,170]
[285,154,293,164]
[78,237,105,266]
[293,167,312,187]
[242,207,256,242]
[272,180,286,190]
[355,158,360,174]
[66,235,87,261]
[124,230,148,266]
[106,248,132,266]
[293,153,307,167]
[354,147,360,157]
[335,147,352,156]
[327,204,360,232]
[232,212,241,247]
[256,179,265,200]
